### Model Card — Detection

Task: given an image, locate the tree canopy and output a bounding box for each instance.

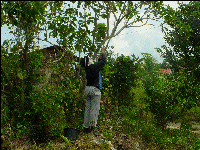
[1,1,165,56]
[157,1,200,79]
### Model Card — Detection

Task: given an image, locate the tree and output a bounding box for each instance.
[158,1,200,108]
[1,1,166,60]
[157,1,200,79]
[108,54,139,107]
[82,1,164,58]
[146,2,200,128]
[1,1,68,143]
[140,53,160,95]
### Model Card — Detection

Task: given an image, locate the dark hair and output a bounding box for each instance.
[80,56,89,67]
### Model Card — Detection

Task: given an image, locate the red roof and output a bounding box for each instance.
[161,68,171,74]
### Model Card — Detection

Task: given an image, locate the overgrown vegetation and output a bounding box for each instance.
[1,1,200,149]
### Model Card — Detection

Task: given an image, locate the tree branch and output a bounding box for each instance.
[99,3,132,50]
[108,1,117,21]
[127,23,154,28]
[118,2,127,21]
[106,3,110,38]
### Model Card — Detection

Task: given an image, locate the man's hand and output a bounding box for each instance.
[99,47,106,60]
[101,46,106,54]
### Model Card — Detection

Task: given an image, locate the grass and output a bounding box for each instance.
[1,81,199,149]
[2,106,199,150]
[184,106,200,122]
[118,82,200,150]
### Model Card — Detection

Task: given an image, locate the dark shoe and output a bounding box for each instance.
[83,126,95,134]
[83,127,91,134]
[90,126,95,132]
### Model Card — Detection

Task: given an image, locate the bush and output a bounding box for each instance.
[144,70,199,128]
[1,46,86,144]
[27,85,66,143]
[116,101,199,150]
[102,54,139,107]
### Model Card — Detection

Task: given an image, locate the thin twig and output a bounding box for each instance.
[108,1,117,21]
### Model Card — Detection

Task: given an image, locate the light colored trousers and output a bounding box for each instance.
[83,86,101,128]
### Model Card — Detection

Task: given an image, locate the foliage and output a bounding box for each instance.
[147,1,200,128]
[141,53,160,95]
[1,44,85,143]
[28,85,66,142]
[145,72,198,128]
[141,53,199,128]
[102,54,140,107]
[157,1,200,79]
[119,106,199,150]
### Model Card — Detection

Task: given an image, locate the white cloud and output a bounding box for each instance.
[137,25,155,37]
[110,30,129,54]
[163,1,190,10]
[107,20,166,62]
[163,1,179,9]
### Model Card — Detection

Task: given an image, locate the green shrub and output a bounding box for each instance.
[117,104,199,150]
[144,71,199,129]
[28,85,66,142]
[102,54,139,107]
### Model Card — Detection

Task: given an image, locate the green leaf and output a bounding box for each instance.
[17,72,23,79]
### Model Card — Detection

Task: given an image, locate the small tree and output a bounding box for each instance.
[103,54,140,108]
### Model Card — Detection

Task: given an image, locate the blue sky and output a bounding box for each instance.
[1,1,189,62]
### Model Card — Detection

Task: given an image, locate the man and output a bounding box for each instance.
[81,47,107,133]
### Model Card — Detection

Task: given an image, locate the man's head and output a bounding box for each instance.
[80,56,94,67]
[88,56,94,66]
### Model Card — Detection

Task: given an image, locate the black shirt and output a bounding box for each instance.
[85,53,107,89]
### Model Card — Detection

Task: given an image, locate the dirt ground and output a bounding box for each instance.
[167,121,200,134]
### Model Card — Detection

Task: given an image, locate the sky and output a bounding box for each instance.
[1,1,189,63]
[106,1,183,62]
